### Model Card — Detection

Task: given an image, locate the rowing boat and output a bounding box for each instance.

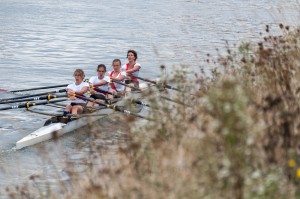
[15,82,150,150]
[15,108,115,150]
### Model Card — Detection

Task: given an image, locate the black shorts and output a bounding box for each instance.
[70,102,86,107]
[70,102,87,113]
[90,93,106,100]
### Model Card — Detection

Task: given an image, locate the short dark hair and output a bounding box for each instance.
[97,64,106,72]
[127,49,138,60]
[112,59,121,66]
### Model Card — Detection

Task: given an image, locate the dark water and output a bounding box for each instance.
[0,0,299,196]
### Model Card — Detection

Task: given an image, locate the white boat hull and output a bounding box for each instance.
[16,123,66,150]
[16,109,114,150]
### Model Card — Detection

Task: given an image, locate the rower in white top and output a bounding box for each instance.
[87,64,110,107]
[65,69,89,115]
[108,59,126,98]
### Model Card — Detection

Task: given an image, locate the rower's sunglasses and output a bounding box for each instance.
[98,70,105,72]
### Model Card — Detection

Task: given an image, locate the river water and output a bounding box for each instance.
[0,0,299,197]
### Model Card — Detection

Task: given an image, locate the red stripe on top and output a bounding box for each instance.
[126,63,138,82]
[109,71,121,91]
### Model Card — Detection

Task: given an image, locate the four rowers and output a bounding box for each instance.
[65,50,141,116]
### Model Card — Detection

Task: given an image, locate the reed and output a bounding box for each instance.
[6,24,300,198]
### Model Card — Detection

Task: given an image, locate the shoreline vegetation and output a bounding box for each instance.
[6,24,300,198]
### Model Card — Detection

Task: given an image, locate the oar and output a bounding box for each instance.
[159,95,191,107]
[130,75,181,92]
[0,98,68,111]
[7,84,68,93]
[74,94,153,120]
[0,89,66,102]
[91,86,148,106]
[131,100,150,107]
[0,94,68,104]
[93,82,185,107]
[111,79,141,91]
[90,86,120,97]
[111,80,191,106]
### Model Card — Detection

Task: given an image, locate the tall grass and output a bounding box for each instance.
[7,24,300,198]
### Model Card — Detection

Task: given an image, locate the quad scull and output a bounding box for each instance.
[15,82,151,150]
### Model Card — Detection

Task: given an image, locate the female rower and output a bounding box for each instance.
[65,69,89,115]
[108,59,126,97]
[87,64,110,107]
[122,49,141,88]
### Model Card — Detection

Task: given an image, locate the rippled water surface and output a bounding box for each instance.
[0,0,299,195]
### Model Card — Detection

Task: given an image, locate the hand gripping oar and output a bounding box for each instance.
[0,94,68,105]
[0,89,66,102]
[74,94,153,120]
[0,98,68,111]
[8,84,68,93]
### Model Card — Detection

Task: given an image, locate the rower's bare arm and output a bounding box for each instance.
[93,80,107,87]
[75,86,89,95]
[113,75,125,81]
[127,65,141,74]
